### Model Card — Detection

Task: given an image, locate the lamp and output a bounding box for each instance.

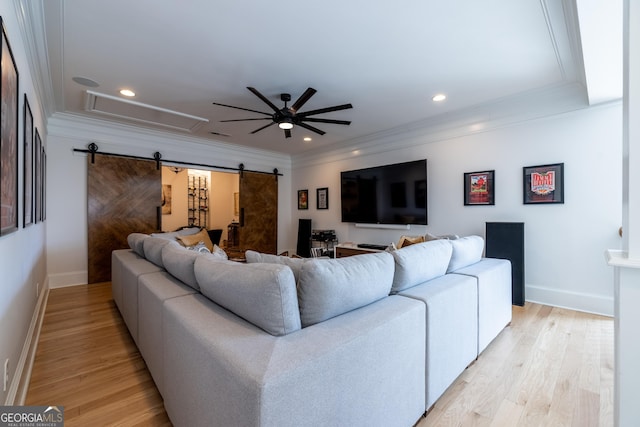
[278,118,294,130]
[169,166,184,174]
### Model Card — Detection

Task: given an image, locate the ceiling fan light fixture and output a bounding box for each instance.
[278,118,294,130]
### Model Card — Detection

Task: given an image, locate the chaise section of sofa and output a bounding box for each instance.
[162,292,426,427]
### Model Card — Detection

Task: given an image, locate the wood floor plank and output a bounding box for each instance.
[28,284,612,427]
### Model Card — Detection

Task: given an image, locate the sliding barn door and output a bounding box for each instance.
[87,155,161,283]
[239,171,278,254]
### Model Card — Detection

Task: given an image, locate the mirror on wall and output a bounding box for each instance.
[161,166,239,234]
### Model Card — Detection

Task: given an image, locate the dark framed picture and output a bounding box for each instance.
[23,95,34,227]
[317,187,328,210]
[298,189,308,210]
[523,163,564,204]
[1,18,19,235]
[464,170,495,206]
[35,128,41,223]
[42,148,46,221]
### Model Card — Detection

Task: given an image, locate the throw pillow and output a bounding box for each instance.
[177,229,214,252]
[188,242,211,253]
[397,235,425,248]
[446,235,484,272]
[211,244,228,260]
[297,252,394,328]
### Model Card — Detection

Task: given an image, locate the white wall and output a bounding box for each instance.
[161,167,188,231]
[291,103,622,315]
[0,2,47,404]
[210,171,239,231]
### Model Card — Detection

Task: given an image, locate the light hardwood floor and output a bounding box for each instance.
[26,283,613,427]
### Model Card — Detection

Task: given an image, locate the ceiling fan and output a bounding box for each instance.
[212,87,353,138]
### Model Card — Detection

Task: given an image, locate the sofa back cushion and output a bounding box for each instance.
[150,227,201,241]
[447,235,484,272]
[143,237,180,267]
[194,257,301,336]
[245,250,307,281]
[127,233,148,257]
[390,240,453,293]
[162,243,212,291]
[297,252,394,328]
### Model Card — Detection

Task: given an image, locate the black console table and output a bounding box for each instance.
[485,222,525,306]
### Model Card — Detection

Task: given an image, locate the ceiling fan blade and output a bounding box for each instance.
[219,118,271,122]
[212,102,271,116]
[296,121,326,136]
[297,103,353,117]
[291,88,317,112]
[301,117,351,125]
[284,129,292,138]
[209,131,231,137]
[250,121,276,134]
[247,87,281,113]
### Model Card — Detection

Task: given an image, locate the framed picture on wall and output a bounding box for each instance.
[298,189,308,210]
[464,170,495,206]
[316,187,328,210]
[1,17,20,235]
[523,163,564,204]
[23,94,34,227]
[35,129,41,223]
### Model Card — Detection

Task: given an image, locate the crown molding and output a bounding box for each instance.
[291,82,594,169]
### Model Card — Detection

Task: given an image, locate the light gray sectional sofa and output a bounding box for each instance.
[111,231,511,427]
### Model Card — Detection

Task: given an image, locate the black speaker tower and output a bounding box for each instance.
[296,219,312,258]
[485,222,525,306]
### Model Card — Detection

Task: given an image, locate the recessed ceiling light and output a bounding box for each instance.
[120,89,136,97]
[72,76,99,87]
[303,137,312,142]
[432,94,447,102]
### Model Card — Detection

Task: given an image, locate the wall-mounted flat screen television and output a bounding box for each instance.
[340,159,427,225]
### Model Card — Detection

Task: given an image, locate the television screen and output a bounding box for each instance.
[340,159,427,225]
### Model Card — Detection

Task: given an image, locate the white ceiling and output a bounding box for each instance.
[31,0,622,155]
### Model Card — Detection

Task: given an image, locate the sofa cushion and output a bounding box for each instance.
[151,227,201,241]
[297,252,394,327]
[162,243,211,291]
[143,237,180,267]
[245,250,307,281]
[194,257,301,336]
[127,233,148,257]
[390,239,453,294]
[447,235,484,272]
[176,228,214,252]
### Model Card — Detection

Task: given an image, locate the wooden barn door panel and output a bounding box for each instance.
[87,155,161,283]
[239,172,277,254]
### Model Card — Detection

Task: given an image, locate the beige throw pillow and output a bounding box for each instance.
[177,229,214,252]
[397,235,425,248]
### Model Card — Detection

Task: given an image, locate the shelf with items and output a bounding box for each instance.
[188,175,209,228]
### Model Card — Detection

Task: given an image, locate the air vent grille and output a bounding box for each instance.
[85,90,208,132]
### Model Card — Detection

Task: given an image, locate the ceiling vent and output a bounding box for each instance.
[84,90,208,132]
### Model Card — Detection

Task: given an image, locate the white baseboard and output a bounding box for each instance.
[48,270,87,288]
[526,284,613,317]
[4,280,50,405]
